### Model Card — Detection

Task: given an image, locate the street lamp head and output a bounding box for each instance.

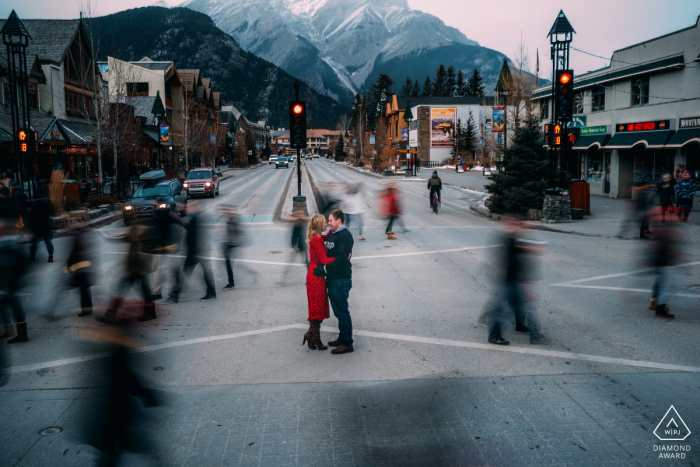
[547,10,576,44]
[1,10,31,47]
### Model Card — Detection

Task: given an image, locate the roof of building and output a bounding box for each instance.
[0,105,57,143]
[0,19,81,64]
[396,96,496,108]
[178,69,201,93]
[213,92,221,109]
[57,118,96,144]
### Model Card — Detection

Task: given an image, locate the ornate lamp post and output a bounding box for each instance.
[494,58,513,154]
[403,101,414,175]
[152,90,167,169]
[1,10,33,196]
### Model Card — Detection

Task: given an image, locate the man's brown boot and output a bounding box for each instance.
[310,320,327,350]
[327,336,341,347]
[331,345,354,355]
[0,324,15,338]
[650,298,658,310]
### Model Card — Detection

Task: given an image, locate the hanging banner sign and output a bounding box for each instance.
[492,107,505,133]
[401,127,408,141]
[159,122,170,143]
[369,135,376,145]
[431,108,456,147]
[210,135,216,145]
[616,120,670,133]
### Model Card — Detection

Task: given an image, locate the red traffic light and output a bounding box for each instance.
[559,73,572,85]
[293,104,304,115]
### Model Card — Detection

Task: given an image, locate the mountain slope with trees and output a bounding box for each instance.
[89,6,348,128]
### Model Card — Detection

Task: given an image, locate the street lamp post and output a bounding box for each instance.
[403,101,414,175]
[1,10,33,197]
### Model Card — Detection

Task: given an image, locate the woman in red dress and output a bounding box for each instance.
[304,214,335,350]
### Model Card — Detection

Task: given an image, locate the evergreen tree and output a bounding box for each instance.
[486,112,549,214]
[463,110,478,159]
[456,70,467,97]
[334,133,345,161]
[450,118,464,160]
[368,74,395,120]
[422,76,432,97]
[466,69,485,97]
[432,64,447,96]
[411,80,420,97]
[446,66,457,97]
[400,76,413,97]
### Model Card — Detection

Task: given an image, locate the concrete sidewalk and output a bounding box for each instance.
[2,372,697,466]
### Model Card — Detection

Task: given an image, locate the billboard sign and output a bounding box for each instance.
[431,108,456,147]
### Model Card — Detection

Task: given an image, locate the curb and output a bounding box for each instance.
[52,211,123,238]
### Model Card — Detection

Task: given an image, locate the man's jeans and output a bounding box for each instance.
[489,282,539,339]
[346,213,364,236]
[327,278,353,346]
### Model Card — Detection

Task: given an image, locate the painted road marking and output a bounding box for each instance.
[4,324,699,375]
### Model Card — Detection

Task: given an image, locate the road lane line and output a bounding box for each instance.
[551,261,700,286]
[353,245,499,260]
[551,284,700,298]
[6,324,699,375]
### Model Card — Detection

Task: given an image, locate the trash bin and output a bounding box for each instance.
[62,181,80,206]
[569,180,590,215]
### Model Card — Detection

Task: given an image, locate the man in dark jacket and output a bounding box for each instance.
[66,223,94,317]
[427,171,442,208]
[27,198,54,262]
[314,209,354,354]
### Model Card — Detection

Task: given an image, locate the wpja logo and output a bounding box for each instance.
[653,406,691,459]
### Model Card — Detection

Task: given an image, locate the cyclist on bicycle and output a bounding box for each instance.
[427,170,442,209]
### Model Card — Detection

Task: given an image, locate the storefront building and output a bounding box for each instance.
[533,15,700,199]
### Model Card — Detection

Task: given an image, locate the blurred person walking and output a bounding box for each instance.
[648,207,681,319]
[150,204,187,300]
[304,214,335,350]
[379,182,404,240]
[102,219,157,322]
[675,171,696,222]
[163,205,216,303]
[314,209,355,354]
[0,187,28,343]
[221,205,242,291]
[343,183,368,241]
[65,223,95,317]
[488,216,547,346]
[657,174,675,223]
[27,197,54,263]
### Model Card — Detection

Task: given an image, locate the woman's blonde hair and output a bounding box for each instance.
[306,214,326,244]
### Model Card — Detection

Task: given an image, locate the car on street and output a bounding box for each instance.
[123,170,187,225]
[183,168,220,198]
[305,153,312,160]
[269,155,278,164]
[313,154,320,159]
[276,156,289,169]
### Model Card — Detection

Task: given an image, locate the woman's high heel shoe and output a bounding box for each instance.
[303,329,317,349]
[310,320,327,350]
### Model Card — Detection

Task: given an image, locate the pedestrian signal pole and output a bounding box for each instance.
[289,80,307,204]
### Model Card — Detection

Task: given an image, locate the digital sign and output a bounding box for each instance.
[616,120,670,133]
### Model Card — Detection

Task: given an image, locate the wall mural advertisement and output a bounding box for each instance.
[492,107,505,133]
[431,108,456,147]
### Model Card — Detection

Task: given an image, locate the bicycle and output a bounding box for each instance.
[431,190,439,214]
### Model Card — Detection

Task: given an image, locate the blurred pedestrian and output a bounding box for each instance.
[221,205,242,291]
[163,206,216,303]
[488,216,547,346]
[314,209,355,354]
[65,223,95,317]
[648,208,681,319]
[304,214,335,350]
[27,198,55,263]
[0,217,28,344]
[0,171,10,189]
[657,174,674,223]
[676,171,696,222]
[102,219,157,322]
[343,183,368,241]
[379,182,403,240]
[150,204,187,300]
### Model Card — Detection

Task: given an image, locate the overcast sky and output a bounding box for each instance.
[2,0,699,77]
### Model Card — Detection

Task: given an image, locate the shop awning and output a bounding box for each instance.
[572,134,611,150]
[665,128,700,148]
[605,130,674,149]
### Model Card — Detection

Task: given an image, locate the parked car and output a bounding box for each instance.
[183,168,220,198]
[276,156,289,169]
[269,155,278,164]
[123,170,187,225]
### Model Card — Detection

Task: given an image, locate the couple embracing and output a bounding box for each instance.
[303,209,355,355]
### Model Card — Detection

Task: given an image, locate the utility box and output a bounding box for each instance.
[569,180,590,215]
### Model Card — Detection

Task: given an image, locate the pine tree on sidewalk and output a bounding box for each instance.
[335,133,345,161]
[486,112,548,214]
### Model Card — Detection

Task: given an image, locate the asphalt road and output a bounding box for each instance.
[2,160,699,466]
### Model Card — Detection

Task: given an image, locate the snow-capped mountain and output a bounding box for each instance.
[184,0,506,105]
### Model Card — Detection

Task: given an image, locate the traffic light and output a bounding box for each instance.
[555,70,574,121]
[17,129,29,153]
[553,123,562,147]
[288,101,307,149]
[568,127,580,145]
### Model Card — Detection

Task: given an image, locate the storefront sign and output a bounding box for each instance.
[159,122,170,143]
[580,125,607,136]
[616,120,670,132]
[567,116,587,128]
[67,147,86,154]
[679,117,700,129]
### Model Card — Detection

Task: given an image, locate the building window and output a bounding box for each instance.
[126,82,149,97]
[27,83,38,110]
[540,98,549,119]
[574,92,584,115]
[65,90,93,114]
[631,76,649,106]
[591,86,605,112]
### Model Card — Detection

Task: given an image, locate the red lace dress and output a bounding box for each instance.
[306,236,335,321]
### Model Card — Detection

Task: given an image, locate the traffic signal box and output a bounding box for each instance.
[17,128,37,154]
[288,101,307,150]
[555,70,574,122]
